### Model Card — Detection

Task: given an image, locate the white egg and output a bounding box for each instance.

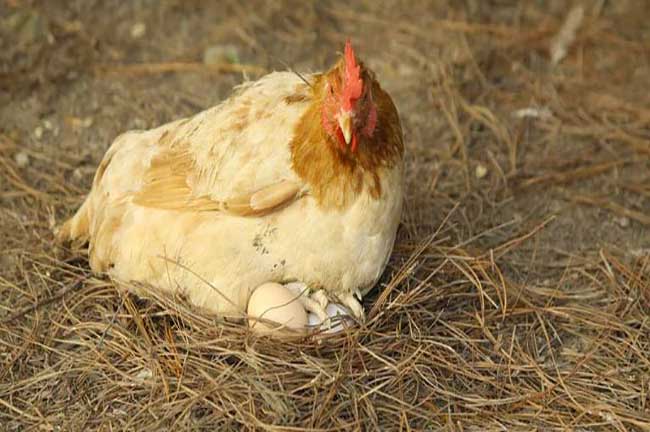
[307,303,353,333]
[307,313,322,327]
[326,303,350,318]
[247,282,308,334]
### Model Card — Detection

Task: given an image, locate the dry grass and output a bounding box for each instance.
[1,0,649,430]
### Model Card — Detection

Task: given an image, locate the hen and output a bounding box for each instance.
[57,41,404,324]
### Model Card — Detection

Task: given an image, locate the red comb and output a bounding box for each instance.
[342,39,363,111]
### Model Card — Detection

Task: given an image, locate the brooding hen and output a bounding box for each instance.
[57,41,404,324]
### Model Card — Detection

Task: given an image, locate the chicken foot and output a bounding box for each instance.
[338,291,365,321]
[284,282,329,323]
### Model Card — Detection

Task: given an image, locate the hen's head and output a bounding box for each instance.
[321,40,377,153]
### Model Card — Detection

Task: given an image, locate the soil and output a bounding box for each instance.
[1,1,649,430]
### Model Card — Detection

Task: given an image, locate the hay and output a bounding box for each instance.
[1,1,649,430]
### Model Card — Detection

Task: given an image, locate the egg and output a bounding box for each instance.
[307,303,353,333]
[247,282,308,334]
[326,303,351,319]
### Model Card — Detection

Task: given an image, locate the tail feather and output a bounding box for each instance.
[56,197,91,247]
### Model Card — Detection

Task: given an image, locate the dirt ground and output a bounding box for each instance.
[1,0,649,430]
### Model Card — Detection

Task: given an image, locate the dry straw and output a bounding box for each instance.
[2,1,649,430]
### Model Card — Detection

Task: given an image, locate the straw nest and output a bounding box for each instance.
[1,1,649,430]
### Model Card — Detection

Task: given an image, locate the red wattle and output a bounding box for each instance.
[351,134,358,153]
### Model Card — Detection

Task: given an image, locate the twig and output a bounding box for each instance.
[572,195,650,226]
[1,278,83,324]
[549,6,585,65]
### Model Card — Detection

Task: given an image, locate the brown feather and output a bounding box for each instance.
[133,142,301,215]
[290,63,404,210]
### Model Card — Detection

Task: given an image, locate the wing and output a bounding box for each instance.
[131,71,313,216]
[132,144,302,215]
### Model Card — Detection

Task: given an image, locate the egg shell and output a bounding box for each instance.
[326,303,350,318]
[307,313,322,327]
[247,282,308,333]
[307,303,353,334]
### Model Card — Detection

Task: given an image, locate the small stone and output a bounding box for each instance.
[475,163,488,179]
[34,126,43,139]
[14,151,29,167]
[61,20,83,33]
[616,216,630,228]
[203,44,240,65]
[130,22,146,39]
[43,119,54,130]
[135,368,152,380]
[66,116,93,130]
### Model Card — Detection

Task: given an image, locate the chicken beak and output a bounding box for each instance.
[337,111,352,146]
